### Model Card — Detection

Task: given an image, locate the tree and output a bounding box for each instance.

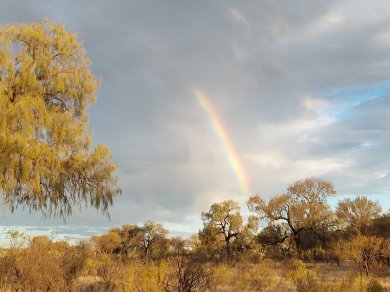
[91,231,122,254]
[248,177,335,258]
[347,235,386,276]
[362,214,390,239]
[97,222,169,260]
[257,224,291,257]
[336,196,382,235]
[115,224,145,258]
[141,220,169,260]
[197,224,224,261]
[201,199,243,259]
[0,22,120,217]
[168,237,186,256]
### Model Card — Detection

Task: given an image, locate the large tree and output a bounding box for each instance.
[0,22,120,217]
[248,177,336,258]
[201,199,243,259]
[336,196,382,235]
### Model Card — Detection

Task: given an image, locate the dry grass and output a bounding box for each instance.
[73,260,389,291]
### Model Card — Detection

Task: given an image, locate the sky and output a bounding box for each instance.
[0,0,390,242]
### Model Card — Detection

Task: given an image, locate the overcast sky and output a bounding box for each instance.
[1,0,390,240]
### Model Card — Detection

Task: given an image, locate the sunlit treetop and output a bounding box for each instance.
[0,21,120,218]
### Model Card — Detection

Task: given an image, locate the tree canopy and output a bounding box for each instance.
[336,196,382,234]
[248,177,336,257]
[0,22,120,218]
[201,199,243,258]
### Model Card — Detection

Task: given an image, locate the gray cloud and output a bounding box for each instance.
[1,0,390,237]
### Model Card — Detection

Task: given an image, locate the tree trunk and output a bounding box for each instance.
[294,233,302,259]
[226,238,231,260]
[144,247,149,262]
[364,259,369,276]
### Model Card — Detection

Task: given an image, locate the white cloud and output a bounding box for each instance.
[324,11,345,24]
[229,7,248,26]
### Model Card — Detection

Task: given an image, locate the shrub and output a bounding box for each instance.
[246,261,279,291]
[85,254,127,290]
[287,264,319,292]
[366,279,385,292]
[165,256,213,291]
[0,235,90,290]
[126,260,169,291]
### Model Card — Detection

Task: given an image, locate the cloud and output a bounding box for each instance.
[0,0,389,239]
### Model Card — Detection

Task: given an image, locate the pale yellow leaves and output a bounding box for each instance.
[0,22,120,218]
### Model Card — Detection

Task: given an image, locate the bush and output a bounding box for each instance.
[84,254,127,290]
[0,235,89,290]
[126,260,169,291]
[286,262,319,292]
[281,258,306,277]
[212,263,232,288]
[165,256,213,291]
[366,279,385,292]
[246,261,279,291]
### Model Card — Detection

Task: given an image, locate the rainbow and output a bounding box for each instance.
[194,88,250,196]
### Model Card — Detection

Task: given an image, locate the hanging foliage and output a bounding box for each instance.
[0,22,120,218]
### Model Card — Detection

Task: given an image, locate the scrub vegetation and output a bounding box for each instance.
[0,177,389,291]
[0,22,389,291]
